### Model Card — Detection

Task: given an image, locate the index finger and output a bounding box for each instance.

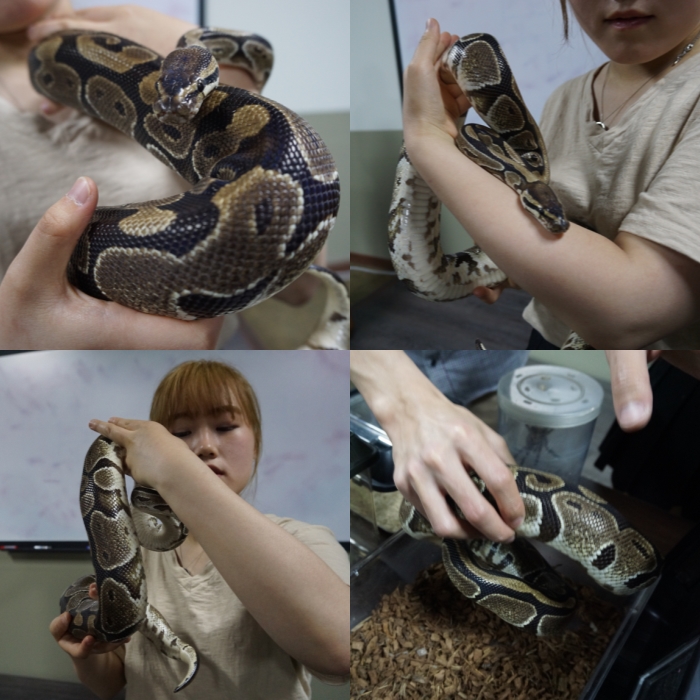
[88,418,129,444]
[107,417,144,429]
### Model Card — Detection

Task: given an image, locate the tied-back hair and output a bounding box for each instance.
[560,0,570,40]
[150,360,263,473]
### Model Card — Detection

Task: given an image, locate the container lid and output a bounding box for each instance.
[497,364,604,428]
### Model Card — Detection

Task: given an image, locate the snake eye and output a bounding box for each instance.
[196,79,205,92]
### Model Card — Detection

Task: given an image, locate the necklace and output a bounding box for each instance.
[595,28,700,130]
[178,542,207,575]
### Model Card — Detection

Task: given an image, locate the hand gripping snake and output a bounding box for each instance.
[60,435,197,692]
[400,465,662,636]
[29,28,349,350]
[388,33,592,350]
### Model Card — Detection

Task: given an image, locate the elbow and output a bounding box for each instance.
[574,315,662,350]
[307,642,350,678]
[328,639,351,678]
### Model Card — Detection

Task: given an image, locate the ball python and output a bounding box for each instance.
[60,435,197,692]
[28,27,349,350]
[400,464,662,636]
[388,33,591,350]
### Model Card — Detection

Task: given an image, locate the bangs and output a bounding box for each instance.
[150,360,262,464]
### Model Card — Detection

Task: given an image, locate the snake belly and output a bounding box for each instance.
[400,465,663,635]
[60,435,197,692]
[388,33,591,350]
[28,29,349,349]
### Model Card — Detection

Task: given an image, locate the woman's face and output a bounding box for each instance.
[169,403,256,496]
[569,0,700,65]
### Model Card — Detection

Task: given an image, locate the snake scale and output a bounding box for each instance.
[61,435,197,692]
[29,28,349,350]
[389,33,592,350]
[400,465,662,635]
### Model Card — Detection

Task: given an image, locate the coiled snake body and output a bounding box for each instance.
[388,33,591,350]
[61,435,197,692]
[29,28,349,350]
[401,465,662,635]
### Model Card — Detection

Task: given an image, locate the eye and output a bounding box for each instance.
[196,79,205,92]
[171,430,191,439]
[217,424,237,433]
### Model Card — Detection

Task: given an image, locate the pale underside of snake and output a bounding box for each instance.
[60,435,197,692]
[400,465,662,636]
[388,33,592,350]
[29,28,349,350]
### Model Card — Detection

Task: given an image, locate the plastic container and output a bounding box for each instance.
[497,364,604,483]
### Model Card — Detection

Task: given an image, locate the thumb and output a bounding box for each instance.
[18,178,97,286]
[605,350,653,431]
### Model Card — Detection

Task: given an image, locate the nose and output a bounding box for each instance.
[191,426,219,461]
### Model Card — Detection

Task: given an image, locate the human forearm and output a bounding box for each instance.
[405,134,700,347]
[154,459,349,676]
[350,351,444,431]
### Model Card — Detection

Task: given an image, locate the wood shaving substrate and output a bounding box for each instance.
[351,562,623,700]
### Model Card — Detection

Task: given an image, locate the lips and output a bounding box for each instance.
[207,465,224,476]
[605,12,653,30]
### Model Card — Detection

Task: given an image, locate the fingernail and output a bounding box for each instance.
[504,534,515,544]
[425,18,434,32]
[88,420,97,430]
[66,177,90,206]
[619,401,648,428]
[512,516,524,530]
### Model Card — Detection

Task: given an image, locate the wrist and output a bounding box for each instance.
[403,126,455,171]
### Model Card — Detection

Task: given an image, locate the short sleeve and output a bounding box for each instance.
[621,101,700,265]
[269,516,350,686]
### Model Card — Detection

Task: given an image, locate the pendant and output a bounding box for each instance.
[595,120,608,131]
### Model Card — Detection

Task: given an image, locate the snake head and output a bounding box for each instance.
[521,182,569,234]
[153,45,219,123]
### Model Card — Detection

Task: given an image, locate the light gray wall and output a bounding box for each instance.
[0,350,349,700]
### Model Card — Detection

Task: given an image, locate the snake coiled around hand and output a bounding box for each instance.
[29,27,349,350]
[60,435,197,692]
[388,33,591,350]
[400,465,662,636]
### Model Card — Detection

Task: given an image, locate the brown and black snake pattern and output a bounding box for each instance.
[401,465,663,635]
[60,435,197,692]
[28,29,349,348]
[388,33,591,350]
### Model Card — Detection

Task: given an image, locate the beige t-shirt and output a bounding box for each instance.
[522,52,700,349]
[0,99,189,279]
[119,514,350,700]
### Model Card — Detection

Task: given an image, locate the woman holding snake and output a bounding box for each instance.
[49,359,350,699]
[403,1,700,349]
[0,1,325,350]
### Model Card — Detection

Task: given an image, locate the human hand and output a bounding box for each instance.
[606,350,700,431]
[388,391,525,541]
[27,4,258,96]
[0,178,224,349]
[472,278,519,304]
[49,585,130,659]
[402,19,466,151]
[88,417,194,489]
[28,4,194,58]
[351,351,524,541]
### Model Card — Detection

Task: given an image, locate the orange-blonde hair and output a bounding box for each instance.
[150,360,263,471]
